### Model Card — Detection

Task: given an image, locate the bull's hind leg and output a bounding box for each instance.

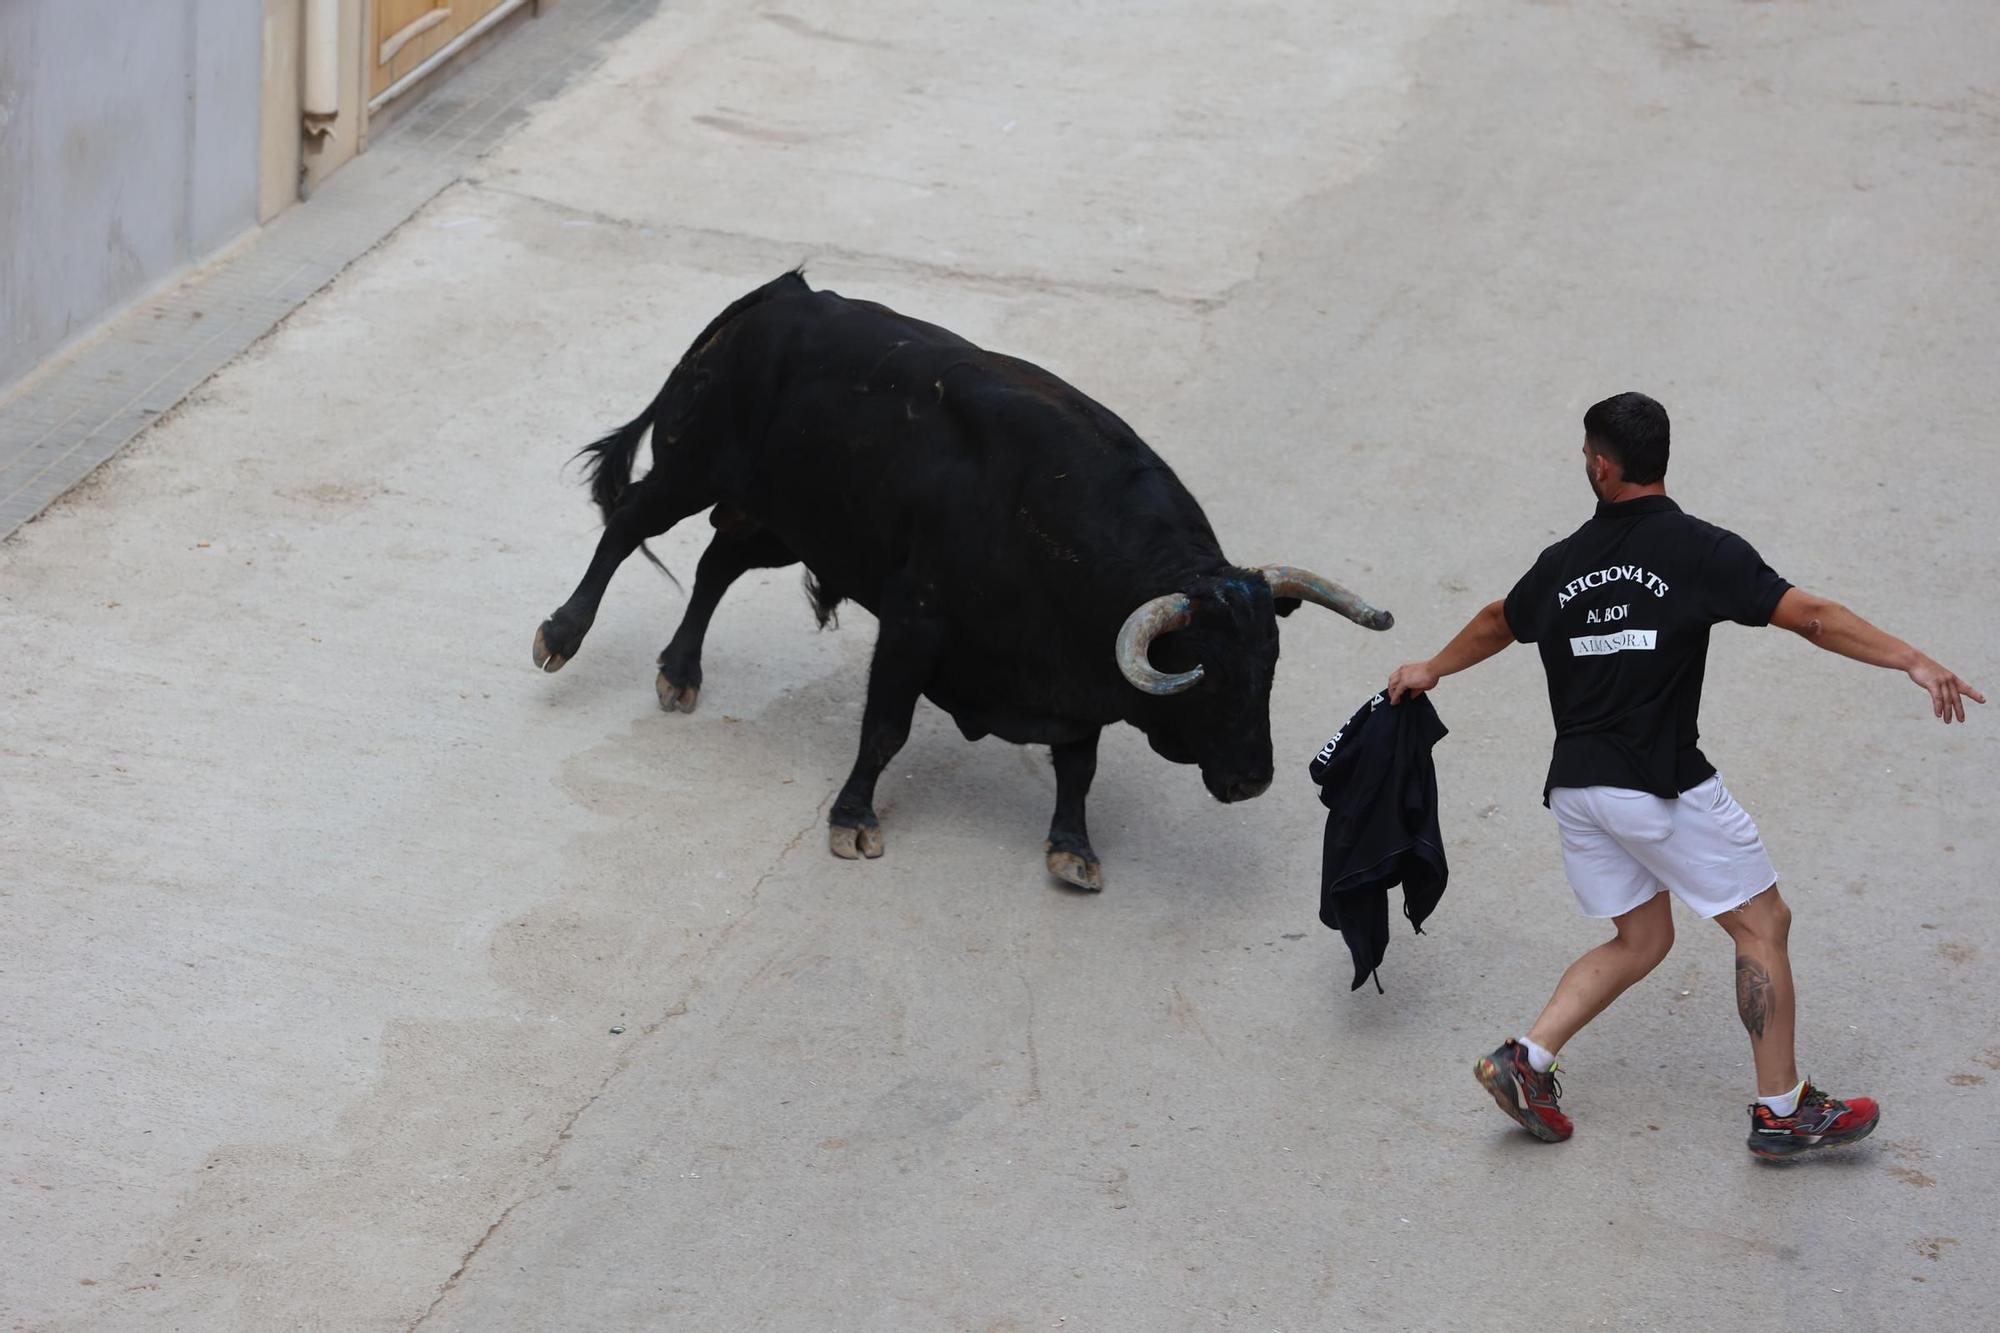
[1045,729,1105,891]
[829,582,947,860]
[654,518,799,712]
[535,473,708,672]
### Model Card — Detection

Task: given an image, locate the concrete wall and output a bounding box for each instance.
[0,0,266,391]
[260,0,305,224]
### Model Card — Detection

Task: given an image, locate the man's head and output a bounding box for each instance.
[1581,391,1669,500]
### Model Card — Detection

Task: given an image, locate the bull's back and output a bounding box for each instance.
[705,287,1196,608]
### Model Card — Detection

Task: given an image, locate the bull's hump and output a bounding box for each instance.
[925,354,1145,451]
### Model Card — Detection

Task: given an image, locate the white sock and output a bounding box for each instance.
[1758,1079,1806,1118]
[1518,1035,1557,1073]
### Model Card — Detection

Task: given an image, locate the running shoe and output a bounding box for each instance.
[1474,1039,1573,1143]
[1746,1083,1879,1160]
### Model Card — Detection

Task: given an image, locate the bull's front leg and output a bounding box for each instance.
[828,583,946,861]
[1045,729,1104,891]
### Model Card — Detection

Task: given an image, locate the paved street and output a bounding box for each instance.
[4,1,1996,1328]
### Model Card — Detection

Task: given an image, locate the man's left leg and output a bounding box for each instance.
[1527,892,1678,1057]
[1715,884,1879,1159]
[1475,894,1677,1143]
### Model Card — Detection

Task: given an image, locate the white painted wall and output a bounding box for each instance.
[0,0,265,390]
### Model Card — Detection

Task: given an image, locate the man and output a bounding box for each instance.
[1386,392,1982,1159]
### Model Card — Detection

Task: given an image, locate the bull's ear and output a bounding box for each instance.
[1274,596,1302,618]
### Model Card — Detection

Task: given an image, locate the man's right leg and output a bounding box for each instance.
[1715,884,1880,1158]
[1714,886,1799,1095]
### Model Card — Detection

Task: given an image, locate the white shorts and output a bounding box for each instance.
[1549,775,1777,919]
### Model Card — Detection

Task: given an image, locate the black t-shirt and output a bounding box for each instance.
[1307,692,1450,991]
[1503,495,1791,800]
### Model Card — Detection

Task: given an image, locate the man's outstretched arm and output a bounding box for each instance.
[1770,587,1985,724]
[1387,599,1515,703]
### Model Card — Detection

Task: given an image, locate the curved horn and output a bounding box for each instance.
[1258,565,1395,631]
[1115,593,1202,695]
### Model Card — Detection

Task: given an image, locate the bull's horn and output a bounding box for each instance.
[1115,593,1202,695]
[1258,565,1394,631]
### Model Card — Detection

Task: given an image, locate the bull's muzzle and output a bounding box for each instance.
[1211,774,1272,803]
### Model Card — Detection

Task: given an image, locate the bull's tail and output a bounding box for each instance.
[574,404,655,524]
[569,268,812,578]
[571,401,676,580]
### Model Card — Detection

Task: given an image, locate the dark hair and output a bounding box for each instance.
[1582,391,1669,485]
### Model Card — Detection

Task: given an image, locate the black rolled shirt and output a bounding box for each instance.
[1502,495,1791,801]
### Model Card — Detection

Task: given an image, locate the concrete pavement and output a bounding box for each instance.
[4,1,1996,1328]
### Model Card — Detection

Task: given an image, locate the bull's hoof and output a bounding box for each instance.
[1046,846,1104,892]
[532,623,568,674]
[656,671,700,713]
[829,823,885,860]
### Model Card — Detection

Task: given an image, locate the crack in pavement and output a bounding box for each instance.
[1018,969,1043,1106]
[691,790,834,966]
[465,179,1247,314]
[408,1194,536,1330]
[404,795,832,1329]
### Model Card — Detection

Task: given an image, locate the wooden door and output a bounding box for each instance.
[371,0,517,99]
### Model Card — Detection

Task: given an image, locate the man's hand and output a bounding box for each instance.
[1773,589,1984,724]
[1909,656,1985,724]
[1387,660,1440,704]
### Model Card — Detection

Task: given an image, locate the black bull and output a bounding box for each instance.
[533,271,1391,889]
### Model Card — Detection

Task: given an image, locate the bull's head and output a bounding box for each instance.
[1116,567,1393,803]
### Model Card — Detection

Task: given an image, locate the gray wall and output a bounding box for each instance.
[0,0,265,391]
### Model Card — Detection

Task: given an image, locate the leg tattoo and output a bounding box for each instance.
[1736,955,1773,1039]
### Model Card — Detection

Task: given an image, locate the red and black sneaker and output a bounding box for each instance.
[1747,1083,1880,1161]
[1473,1039,1573,1143]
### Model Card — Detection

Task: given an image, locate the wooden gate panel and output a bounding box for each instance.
[371,0,515,98]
